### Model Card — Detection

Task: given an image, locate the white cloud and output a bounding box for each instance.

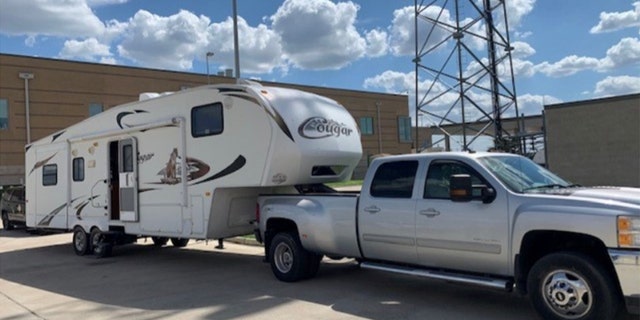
[86,0,128,6]
[117,10,211,70]
[511,41,536,59]
[60,38,111,60]
[599,37,640,69]
[504,0,536,28]
[517,93,562,116]
[207,17,284,74]
[0,0,104,38]
[593,75,640,96]
[365,29,388,57]
[534,55,601,77]
[590,2,640,34]
[270,0,366,70]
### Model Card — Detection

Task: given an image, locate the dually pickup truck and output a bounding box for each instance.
[256,152,640,320]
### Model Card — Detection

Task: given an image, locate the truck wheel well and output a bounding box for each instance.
[264,218,298,262]
[516,230,618,295]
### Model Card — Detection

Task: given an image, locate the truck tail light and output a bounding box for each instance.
[618,216,640,248]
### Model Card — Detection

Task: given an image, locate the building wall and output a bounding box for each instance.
[0,54,410,185]
[545,94,640,187]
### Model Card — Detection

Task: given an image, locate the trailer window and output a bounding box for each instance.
[370,160,418,198]
[73,157,84,182]
[192,103,223,137]
[122,145,133,172]
[43,164,58,186]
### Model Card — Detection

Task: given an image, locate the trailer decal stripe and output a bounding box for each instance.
[29,153,57,175]
[117,110,149,129]
[52,131,66,142]
[191,155,246,186]
[223,92,295,142]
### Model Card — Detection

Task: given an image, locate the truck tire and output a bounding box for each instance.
[2,212,13,230]
[269,232,313,282]
[72,226,91,256]
[305,253,323,279]
[527,252,619,320]
[170,237,189,247]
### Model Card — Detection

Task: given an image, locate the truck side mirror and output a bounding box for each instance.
[481,187,496,204]
[450,174,472,202]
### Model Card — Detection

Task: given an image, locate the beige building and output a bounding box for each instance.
[544,94,640,187]
[0,54,411,185]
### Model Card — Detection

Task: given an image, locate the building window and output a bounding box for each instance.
[398,116,412,143]
[0,99,8,130]
[359,117,374,135]
[73,158,84,182]
[89,103,103,116]
[43,164,58,186]
[191,103,223,137]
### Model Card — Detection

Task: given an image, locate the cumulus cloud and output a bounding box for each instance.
[593,75,640,96]
[117,10,211,70]
[590,2,640,34]
[0,0,104,38]
[60,38,112,60]
[87,0,128,6]
[207,17,284,74]
[517,93,562,116]
[365,29,388,57]
[534,55,601,77]
[534,37,640,77]
[270,0,366,70]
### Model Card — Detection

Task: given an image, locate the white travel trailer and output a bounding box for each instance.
[25,81,362,256]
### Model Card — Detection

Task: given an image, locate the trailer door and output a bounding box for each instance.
[118,138,138,221]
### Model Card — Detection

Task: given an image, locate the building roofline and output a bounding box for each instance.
[544,93,640,109]
[0,53,408,99]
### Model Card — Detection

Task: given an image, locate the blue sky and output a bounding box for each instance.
[0,0,638,127]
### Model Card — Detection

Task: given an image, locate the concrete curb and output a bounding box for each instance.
[226,236,262,247]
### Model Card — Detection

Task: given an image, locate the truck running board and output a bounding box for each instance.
[360,262,512,291]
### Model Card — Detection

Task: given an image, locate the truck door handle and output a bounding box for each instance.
[364,206,381,214]
[419,208,440,217]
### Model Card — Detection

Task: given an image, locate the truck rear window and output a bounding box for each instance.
[370,161,418,198]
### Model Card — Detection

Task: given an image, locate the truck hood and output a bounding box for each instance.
[536,186,640,207]
[569,187,640,207]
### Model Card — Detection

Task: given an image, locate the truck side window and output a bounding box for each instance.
[192,103,223,137]
[370,161,418,198]
[424,161,486,199]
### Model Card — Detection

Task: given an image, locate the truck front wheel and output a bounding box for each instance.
[527,252,619,320]
[269,232,313,282]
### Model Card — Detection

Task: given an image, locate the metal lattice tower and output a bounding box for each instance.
[413,0,520,152]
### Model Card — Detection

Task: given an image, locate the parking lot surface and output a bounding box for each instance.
[0,229,635,320]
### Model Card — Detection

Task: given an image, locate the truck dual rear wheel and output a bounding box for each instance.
[527,252,619,320]
[269,232,321,282]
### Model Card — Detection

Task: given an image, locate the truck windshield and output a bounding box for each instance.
[477,155,572,193]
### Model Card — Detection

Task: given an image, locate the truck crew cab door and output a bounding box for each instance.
[415,159,509,275]
[358,160,419,264]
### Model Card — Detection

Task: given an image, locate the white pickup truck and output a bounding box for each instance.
[256,152,640,320]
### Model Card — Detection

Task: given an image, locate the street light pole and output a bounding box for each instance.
[205,52,214,84]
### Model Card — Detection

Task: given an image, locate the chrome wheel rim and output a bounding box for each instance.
[74,231,87,252]
[542,269,592,319]
[274,242,293,274]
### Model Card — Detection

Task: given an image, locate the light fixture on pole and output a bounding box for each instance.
[205,51,214,84]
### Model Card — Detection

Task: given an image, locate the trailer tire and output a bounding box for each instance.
[72,227,91,256]
[152,237,169,246]
[170,237,189,247]
[1,212,14,230]
[90,228,112,258]
[269,232,312,282]
[527,252,619,320]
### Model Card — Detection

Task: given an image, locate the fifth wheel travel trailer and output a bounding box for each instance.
[25,81,362,257]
